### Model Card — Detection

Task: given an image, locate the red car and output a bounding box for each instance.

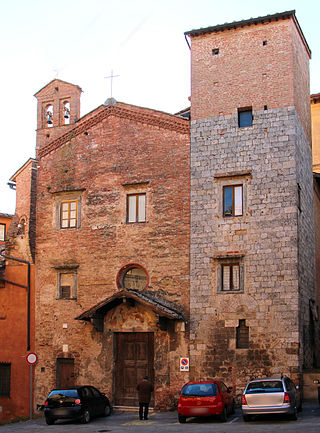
[177,380,235,423]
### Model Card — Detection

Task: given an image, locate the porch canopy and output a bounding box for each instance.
[75,288,185,331]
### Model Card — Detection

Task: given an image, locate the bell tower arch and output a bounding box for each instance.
[34,79,82,156]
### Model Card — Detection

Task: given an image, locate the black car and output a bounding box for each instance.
[44,386,112,424]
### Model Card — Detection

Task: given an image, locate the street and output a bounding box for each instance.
[1,402,320,433]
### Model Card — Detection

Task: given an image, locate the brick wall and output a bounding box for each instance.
[34,102,190,407]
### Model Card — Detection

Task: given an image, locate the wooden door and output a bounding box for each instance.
[115,332,154,406]
[56,358,75,388]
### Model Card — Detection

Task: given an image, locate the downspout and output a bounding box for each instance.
[2,254,31,351]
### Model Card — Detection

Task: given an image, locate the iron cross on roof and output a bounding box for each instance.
[104,70,120,99]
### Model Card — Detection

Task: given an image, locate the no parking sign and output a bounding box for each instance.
[180,357,189,371]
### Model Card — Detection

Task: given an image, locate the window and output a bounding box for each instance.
[60,200,78,228]
[122,267,147,290]
[216,256,244,293]
[127,193,146,223]
[238,108,253,127]
[212,48,219,55]
[58,271,77,299]
[236,319,249,348]
[0,224,5,241]
[117,264,148,290]
[222,263,240,291]
[0,363,11,397]
[223,185,243,217]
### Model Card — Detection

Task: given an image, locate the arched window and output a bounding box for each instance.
[45,104,53,127]
[17,217,26,236]
[63,101,70,125]
[117,264,148,291]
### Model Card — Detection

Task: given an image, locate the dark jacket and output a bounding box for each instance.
[137,379,154,403]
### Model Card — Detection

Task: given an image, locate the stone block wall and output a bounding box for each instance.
[190,107,314,397]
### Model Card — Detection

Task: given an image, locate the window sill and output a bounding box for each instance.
[217,290,244,294]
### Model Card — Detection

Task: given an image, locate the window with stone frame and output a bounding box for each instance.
[60,200,78,228]
[216,256,244,293]
[0,363,11,397]
[0,223,5,241]
[57,271,77,300]
[223,185,243,217]
[236,319,249,348]
[126,193,146,223]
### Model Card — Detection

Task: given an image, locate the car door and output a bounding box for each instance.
[90,386,106,415]
[220,382,232,411]
[80,386,96,416]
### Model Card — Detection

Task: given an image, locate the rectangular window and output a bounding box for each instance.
[60,200,78,228]
[238,108,253,127]
[223,185,243,217]
[127,194,146,223]
[222,264,240,291]
[0,363,11,397]
[236,319,249,348]
[58,272,77,299]
[0,223,5,241]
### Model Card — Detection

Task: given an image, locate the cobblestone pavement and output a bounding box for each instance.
[1,403,320,433]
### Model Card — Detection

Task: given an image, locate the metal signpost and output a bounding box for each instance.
[26,352,38,420]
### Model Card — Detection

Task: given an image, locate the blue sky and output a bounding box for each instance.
[1,0,319,214]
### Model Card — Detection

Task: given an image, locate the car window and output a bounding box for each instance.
[220,383,227,392]
[90,387,101,398]
[81,387,94,398]
[181,383,218,397]
[246,381,284,393]
[48,389,79,398]
[284,379,295,391]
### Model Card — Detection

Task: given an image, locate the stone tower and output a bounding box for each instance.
[34,79,82,157]
[185,10,315,392]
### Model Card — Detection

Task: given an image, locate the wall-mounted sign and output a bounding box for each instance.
[180,357,189,371]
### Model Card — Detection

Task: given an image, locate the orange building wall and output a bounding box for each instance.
[0,214,12,247]
[0,263,35,422]
[0,160,37,422]
[312,95,320,172]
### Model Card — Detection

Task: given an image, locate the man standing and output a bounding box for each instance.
[137,376,154,420]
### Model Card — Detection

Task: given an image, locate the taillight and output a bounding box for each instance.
[75,399,81,405]
[283,392,290,404]
[241,394,247,405]
[45,401,48,407]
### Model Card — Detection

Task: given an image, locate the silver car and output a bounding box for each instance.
[241,376,302,421]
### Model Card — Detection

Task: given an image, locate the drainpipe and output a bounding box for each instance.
[2,254,31,351]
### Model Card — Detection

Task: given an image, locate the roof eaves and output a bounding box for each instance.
[38,103,189,159]
[184,10,296,37]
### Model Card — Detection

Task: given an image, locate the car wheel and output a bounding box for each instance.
[243,414,251,422]
[102,403,111,417]
[45,416,55,425]
[81,409,91,424]
[289,407,298,421]
[178,414,187,423]
[220,406,228,422]
[230,399,236,414]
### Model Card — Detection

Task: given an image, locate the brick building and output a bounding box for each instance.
[2,9,319,419]
[185,10,316,393]
[32,79,190,409]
